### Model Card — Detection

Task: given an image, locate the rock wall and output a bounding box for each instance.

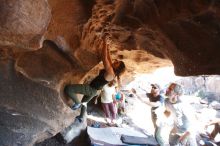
[0,58,74,145]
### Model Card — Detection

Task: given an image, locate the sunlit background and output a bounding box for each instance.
[88,66,220,142]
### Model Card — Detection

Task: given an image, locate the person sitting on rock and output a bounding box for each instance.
[64,36,126,122]
[200,118,220,146]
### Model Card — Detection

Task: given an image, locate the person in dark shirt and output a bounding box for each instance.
[131,84,164,143]
[64,37,126,122]
[145,84,164,128]
[131,84,164,127]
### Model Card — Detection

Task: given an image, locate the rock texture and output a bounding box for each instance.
[0,0,220,145]
[0,58,75,146]
[0,0,51,49]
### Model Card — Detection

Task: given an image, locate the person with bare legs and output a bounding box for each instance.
[100,80,117,125]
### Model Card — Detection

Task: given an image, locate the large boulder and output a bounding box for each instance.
[0,0,51,49]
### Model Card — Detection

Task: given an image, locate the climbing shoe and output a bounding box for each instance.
[71,103,81,110]
[75,115,83,123]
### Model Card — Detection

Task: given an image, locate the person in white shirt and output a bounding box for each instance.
[100,80,117,124]
[165,83,198,146]
[155,106,174,146]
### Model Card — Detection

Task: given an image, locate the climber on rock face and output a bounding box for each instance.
[64,34,126,122]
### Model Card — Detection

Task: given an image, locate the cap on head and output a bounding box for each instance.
[151,83,161,90]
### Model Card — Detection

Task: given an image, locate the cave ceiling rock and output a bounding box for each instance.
[75,0,170,73]
[0,0,51,50]
[1,0,220,77]
[15,41,75,88]
[102,0,220,76]
[45,0,94,52]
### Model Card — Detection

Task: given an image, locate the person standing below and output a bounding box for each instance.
[165,83,198,146]
[131,84,164,142]
[115,86,125,115]
[64,36,126,122]
[155,106,174,146]
[145,84,165,128]
[100,80,117,125]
